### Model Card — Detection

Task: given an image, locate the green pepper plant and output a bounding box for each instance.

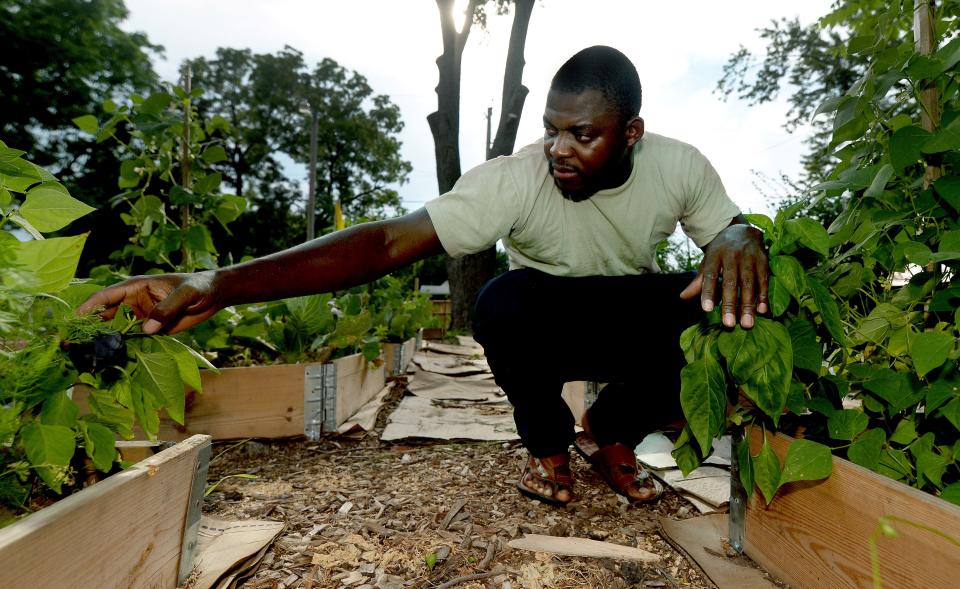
[370,275,438,343]
[184,292,383,367]
[0,142,212,524]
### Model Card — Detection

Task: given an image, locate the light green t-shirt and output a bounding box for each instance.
[424,132,741,276]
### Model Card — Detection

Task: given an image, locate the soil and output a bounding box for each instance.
[198,381,741,589]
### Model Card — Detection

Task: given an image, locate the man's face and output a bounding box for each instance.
[542,88,643,200]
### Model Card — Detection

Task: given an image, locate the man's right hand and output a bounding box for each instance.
[77,271,222,335]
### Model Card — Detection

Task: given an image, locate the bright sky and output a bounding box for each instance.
[122,0,834,219]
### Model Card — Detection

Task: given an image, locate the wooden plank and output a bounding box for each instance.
[158,364,306,441]
[116,440,163,463]
[420,340,484,356]
[660,515,777,589]
[745,430,960,589]
[0,434,210,589]
[508,534,659,562]
[431,299,452,330]
[333,353,385,427]
[421,327,446,340]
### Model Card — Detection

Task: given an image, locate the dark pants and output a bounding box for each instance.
[473,268,700,458]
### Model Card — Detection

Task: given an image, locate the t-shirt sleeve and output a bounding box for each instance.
[678,148,741,247]
[424,157,522,257]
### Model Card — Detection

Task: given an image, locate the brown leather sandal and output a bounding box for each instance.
[574,431,663,504]
[516,453,576,507]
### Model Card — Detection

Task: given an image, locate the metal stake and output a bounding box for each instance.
[728,426,746,553]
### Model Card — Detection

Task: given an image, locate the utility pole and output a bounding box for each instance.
[485,106,493,160]
[306,104,319,241]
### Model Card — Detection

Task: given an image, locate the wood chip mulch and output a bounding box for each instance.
[199,380,722,589]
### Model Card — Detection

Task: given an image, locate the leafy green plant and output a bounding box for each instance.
[423,550,438,572]
[677,2,960,506]
[74,80,246,274]
[185,292,383,367]
[0,142,210,522]
[676,303,835,505]
[316,292,382,363]
[371,275,437,342]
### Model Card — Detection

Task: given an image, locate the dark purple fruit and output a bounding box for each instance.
[62,331,127,377]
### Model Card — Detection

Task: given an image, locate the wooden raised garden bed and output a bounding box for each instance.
[0,434,211,588]
[746,430,960,589]
[154,352,385,441]
[382,334,419,377]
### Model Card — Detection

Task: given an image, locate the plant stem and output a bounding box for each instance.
[179,68,193,270]
[210,438,252,465]
[870,514,960,589]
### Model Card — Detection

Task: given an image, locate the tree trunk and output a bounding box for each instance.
[440,0,535,332]
[489,0,533,160]
[427,0,476,195]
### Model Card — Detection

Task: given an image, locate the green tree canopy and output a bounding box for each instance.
[0,0,159,171]
[186,48,411,259]
[187,47,301,200]
[0,0,161,271]
[293,57,411,229]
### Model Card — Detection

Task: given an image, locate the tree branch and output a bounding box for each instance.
[457,0,482,54]
[434,569,517,589]
[490,0,533,159]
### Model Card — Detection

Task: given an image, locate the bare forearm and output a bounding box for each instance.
[213,209,443,306]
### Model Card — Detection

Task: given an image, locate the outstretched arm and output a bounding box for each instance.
[679,215,768,329]
[77,208,444,334]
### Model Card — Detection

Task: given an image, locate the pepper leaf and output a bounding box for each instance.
[21,421,76,493]
[848,428,886,471]
[909,331,954,378]
[679,355,727,457]
[134,352,185,424]
[752,439,781,505]
[81,420,117,472]
[18,183,94,232]
[779,439,833,486]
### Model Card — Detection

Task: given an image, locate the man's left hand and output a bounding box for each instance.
[679,220,768,329]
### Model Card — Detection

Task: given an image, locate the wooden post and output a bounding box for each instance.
[915,0,940,186]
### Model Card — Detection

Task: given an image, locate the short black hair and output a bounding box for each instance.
[550,46,642,123]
